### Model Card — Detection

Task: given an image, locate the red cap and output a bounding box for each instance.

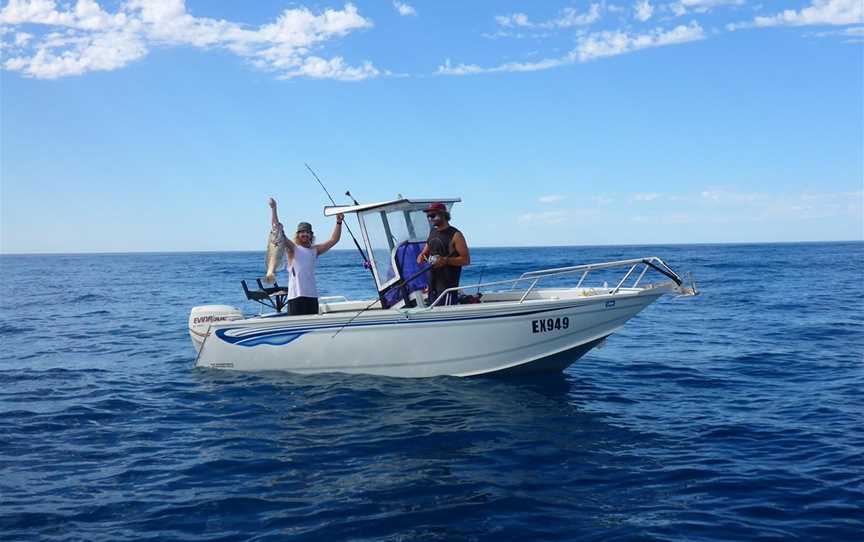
[424,202,447,214]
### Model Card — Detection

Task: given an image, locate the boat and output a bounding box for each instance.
[189,198,697,377]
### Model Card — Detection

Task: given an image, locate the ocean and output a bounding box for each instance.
[1,242,862,541]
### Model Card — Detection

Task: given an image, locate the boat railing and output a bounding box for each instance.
[427,256,689,308]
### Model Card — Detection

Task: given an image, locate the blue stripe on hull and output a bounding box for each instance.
[215,298,650,347]
[215,328,303,347]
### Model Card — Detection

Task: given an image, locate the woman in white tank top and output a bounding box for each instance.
[269,198,343,315]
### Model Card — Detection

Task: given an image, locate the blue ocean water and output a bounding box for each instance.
[1,242,862,541]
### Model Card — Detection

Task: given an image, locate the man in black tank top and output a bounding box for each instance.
[416,202,471,306]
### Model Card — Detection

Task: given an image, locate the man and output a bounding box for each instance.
[268,198,343,315]
[416,202,470,306]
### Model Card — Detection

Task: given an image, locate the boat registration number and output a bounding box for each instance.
[532,317,569,333]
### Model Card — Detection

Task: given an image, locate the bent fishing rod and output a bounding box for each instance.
[304,163,385,306]
[304,163,370,269]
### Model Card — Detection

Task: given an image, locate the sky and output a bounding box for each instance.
[0,0,862,253]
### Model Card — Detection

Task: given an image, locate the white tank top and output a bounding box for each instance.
[287,245,318,299]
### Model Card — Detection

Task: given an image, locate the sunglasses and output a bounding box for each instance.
[426,214,439,220]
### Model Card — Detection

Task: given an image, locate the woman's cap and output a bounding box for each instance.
[296,222,313,233]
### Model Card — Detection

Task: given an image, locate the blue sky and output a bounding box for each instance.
[1,0,862,253]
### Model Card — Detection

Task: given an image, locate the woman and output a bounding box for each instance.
[269,198,343,316]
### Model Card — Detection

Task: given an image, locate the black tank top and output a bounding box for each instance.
[427,226,462,295]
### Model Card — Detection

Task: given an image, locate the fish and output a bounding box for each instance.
[264,222,289,284]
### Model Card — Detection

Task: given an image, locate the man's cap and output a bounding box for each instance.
[296,222,313,233]
[424,202,448,214]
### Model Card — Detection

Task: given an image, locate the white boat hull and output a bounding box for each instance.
[193,288,667,378]
[191,196,696,378]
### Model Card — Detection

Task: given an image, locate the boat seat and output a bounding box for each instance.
[382,241,429,309]
[242,279,289,312]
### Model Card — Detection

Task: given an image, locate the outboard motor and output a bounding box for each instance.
[189,305,243,353]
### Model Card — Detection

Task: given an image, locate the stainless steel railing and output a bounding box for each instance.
[427,256,689,308]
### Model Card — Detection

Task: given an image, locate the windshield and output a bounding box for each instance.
[360,207,436,291]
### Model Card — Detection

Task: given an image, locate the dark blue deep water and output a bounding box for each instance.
[1,242,862,541]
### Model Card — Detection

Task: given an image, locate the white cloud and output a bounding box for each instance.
[277,56,379,81]
[636,189,862,225]
[496,13,530,28]
[440,22,705,75]
[538,195,566,203]
[3,28,147,78]
[496,4,602,30]
[518,210,569,224]
[554,4,603,27]
[437,59,486,75]
[682,0,744,6]
[576,22,705,61]
[670,0,746,16]
[700,188,771,204]
[0,0,129,30]
[437,56,567,75]
[14,31,33,45]
[0,1,379,80]
[634,0,654,22]
[393,2,416,17]
[756,190,863,220]
[807,25,864,41]
[753,0,863,27]
[519,189,862,231]
[630,213,698,224]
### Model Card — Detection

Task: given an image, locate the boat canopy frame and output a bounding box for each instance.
[324,198,461,303]
[324,198,461,217]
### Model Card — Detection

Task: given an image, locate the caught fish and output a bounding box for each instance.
[264,222,288,283]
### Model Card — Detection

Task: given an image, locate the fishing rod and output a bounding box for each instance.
[304,164,386,308]
[304,163,370,269]
[331,263,434,338]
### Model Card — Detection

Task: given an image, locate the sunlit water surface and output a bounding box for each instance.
[1,243,862,541]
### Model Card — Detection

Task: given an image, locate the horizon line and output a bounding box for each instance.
[1,239,861,256]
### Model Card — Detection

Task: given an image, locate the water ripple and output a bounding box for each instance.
[1,244,863,541]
